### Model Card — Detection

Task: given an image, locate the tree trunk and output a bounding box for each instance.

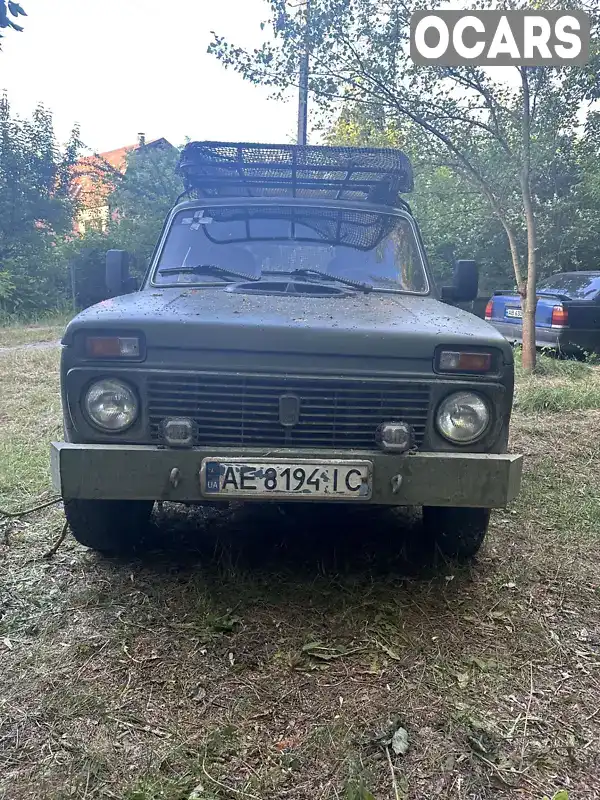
[499,217,525,293]
[520,182,537,372]
[520,68,537,373]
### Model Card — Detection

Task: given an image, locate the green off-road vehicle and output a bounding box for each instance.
[51,142,522,559]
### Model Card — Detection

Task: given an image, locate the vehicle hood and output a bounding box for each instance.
[63,286,511,361]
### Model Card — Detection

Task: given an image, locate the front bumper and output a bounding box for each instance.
[51,443,523,508]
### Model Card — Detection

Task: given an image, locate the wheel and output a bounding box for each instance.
[422,506,490,561]
[64,499,155,555]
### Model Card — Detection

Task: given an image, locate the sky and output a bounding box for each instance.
[1,2,592,156]
[0,0,298,154]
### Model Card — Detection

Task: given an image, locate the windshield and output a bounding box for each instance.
[538,273,600,300]
[153,204,429,294]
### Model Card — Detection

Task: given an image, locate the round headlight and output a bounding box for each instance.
[84,379,138,432]
[436,391,490,444]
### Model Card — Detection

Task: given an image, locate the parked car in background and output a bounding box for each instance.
[486,271,600,356]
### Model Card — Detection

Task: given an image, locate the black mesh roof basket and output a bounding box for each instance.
[178,141,414,203]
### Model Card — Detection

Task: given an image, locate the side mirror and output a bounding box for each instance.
[106,250,137,296]
[441,259,479,303]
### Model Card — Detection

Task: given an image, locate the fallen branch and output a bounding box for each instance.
[385,746,401,800]
[0,497,62,519]
[472,752,518,789]
[520,663,535,769]
[107,716,172,739]
[202,753,260,799]
[1,497,63,546]
[43,520,69,559]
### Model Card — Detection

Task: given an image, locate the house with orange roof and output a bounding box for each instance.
[72,134,174,234]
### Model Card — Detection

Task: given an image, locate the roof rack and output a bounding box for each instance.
[178,141,413,204]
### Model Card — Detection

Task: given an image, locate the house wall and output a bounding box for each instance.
[71,138,174,236]
[76,204,111,235]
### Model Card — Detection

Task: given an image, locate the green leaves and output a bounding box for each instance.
[8,2,26,16]
[0,95,82,314]
[0,0,25,37]
[208,0,600,312]
[345,776,377,800]
[105,144,183,278]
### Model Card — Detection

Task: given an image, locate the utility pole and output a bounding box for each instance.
[297,0,310,146]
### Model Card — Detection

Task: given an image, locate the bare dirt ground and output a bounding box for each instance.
[1,346,599,800]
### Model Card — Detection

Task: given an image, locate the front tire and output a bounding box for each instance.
[422,506,490,561]
[64,499,155,555]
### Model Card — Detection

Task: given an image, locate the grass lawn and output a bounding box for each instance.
[0,312,71,349]
[1,347,599,800]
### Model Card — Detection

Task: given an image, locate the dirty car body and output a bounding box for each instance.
[51,143,522,559]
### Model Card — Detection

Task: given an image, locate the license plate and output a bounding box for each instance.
[505,307,522,319]
[200,458,373,500]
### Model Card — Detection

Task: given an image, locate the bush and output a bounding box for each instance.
[0,241,71,316]
[0,97,81,315]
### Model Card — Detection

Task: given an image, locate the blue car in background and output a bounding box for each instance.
[486,271,600,356]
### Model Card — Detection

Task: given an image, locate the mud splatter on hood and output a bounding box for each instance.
[63,286,510,361]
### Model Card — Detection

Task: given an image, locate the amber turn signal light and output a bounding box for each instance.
[85,336,140,358]
[438,350,493,373]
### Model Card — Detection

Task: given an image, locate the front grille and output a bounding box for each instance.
[147,373,430,449]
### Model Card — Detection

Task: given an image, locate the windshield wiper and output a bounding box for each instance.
[158,264,260,282]
[264,268,373,293]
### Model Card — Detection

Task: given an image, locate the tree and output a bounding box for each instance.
[62,144,184,309]
[210,0,599,371]
[108,144,183,271]
[0,95,82,314]
[0,0,26,47]
[326,107,516,294]
[328,104,600,297]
